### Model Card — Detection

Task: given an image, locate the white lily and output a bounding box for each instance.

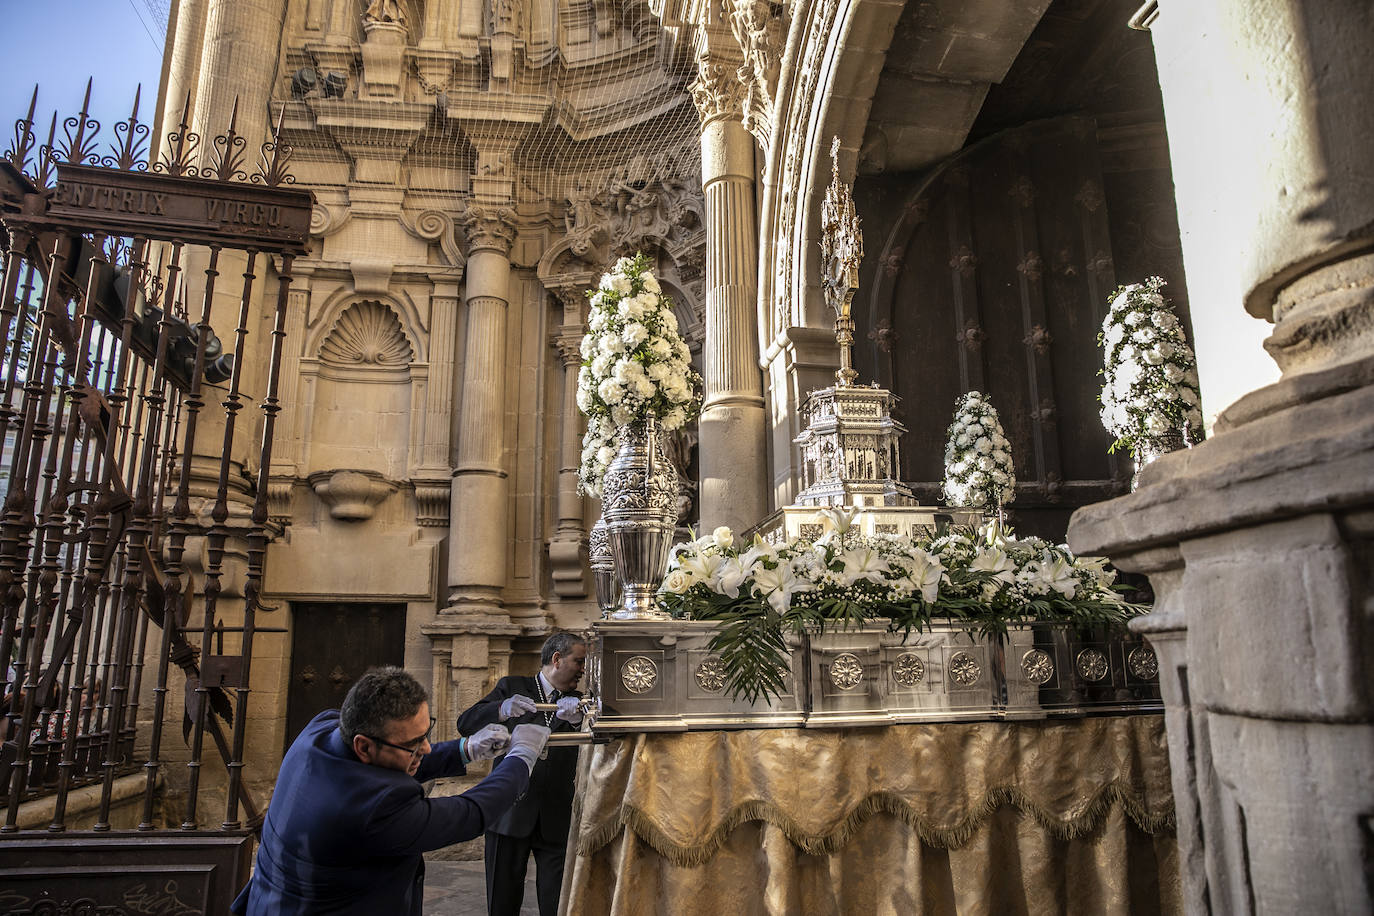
[819,506,857,536]
[906,549,945,604]
[837,546,891,587]
[1037,553,1079,598]
[971,546,1016,585]
[751,562,809,613]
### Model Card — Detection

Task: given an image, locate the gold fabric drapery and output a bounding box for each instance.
[561,717,1178,915]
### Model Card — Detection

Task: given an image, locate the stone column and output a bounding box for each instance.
[547,289,589,598]
[1068,3,1374,913]
[445,205,518,617]
[691,58,769,534]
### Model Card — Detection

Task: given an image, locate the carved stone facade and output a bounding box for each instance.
[147,7,1374,908]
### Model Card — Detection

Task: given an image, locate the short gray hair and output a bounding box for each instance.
[540,631,586,666]
[339,667,428,742]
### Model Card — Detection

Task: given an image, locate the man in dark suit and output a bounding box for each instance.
[457,631,588,916]
[232,666,550,916]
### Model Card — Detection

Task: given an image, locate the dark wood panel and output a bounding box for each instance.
[861,117,1132,541]
[285,603,406,752]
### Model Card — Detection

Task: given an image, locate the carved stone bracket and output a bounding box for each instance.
[309,469,398,521]
[412,478,451,527]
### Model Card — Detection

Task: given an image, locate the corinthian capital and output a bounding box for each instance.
[460,204,518,254]
[690,59,748,125]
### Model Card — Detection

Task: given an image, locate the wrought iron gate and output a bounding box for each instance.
[0,84,311,914]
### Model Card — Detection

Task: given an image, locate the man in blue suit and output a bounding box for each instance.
[232,666,549,915]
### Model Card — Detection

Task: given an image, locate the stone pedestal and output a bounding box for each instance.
[360,21,408,100]
[1069,5,1374,912]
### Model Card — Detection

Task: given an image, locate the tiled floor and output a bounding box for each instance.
[422,858,541,916]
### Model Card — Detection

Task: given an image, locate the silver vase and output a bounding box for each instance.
[602,418,679,620]
[588,516,621,619]
[1131,428,1187,489]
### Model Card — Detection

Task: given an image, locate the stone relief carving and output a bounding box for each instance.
[320,301,414,366]
[364,0,407,24]
[551,155,704,272]
[729,0,787,147]
[690,60,748,124]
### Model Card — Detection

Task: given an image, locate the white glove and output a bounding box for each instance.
[462,723,510,762]
[555,695,583,724]
[498,694,537,720]
[505,724,551,773]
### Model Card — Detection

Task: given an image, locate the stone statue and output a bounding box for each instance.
[364,0,406,24]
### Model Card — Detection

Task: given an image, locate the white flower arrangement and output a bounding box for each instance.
[578,416,619,499]
[576,253,702,494]
[660,518,1122,619]
[942,391,1016,509]
[656,517,1142,701]
[1099,277,1204,453]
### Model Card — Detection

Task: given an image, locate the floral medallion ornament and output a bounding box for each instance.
[828,653,864,690]
[1098,277,1204,487]
[1076,648,1110,682]
[942,391,1016,512]
[949,651,982,686]
[577,253,703,618]
[695,656,727,693]
[1128,645,1159,680]
[1020,649,1055,685]
[620,656,660,694]
[893,652,925,687]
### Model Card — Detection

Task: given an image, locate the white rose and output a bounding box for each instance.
[712,526,733,549]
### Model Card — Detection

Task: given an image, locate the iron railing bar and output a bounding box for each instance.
[227,252,293,830]
[186,248,257,829]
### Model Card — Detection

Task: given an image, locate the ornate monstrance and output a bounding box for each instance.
[793,138,913,509]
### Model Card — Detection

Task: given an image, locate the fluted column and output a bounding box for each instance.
[444,205,518,616]
[692,58,768,533]
[548,290,590,597]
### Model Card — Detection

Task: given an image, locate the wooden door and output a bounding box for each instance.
[856,116,1130,540]
[285,603,406,751]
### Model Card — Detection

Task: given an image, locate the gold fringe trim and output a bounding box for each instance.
[577,780,1176,868]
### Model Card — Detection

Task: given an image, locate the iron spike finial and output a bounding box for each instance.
[156,93,201,178]
[107,84,150,171]
[210,95,247,182]
[3,86,39,173]
[252,105,295,187]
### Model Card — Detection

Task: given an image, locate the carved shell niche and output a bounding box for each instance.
[320,301,413,367]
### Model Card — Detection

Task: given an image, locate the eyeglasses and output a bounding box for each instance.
[367,717,437,760]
